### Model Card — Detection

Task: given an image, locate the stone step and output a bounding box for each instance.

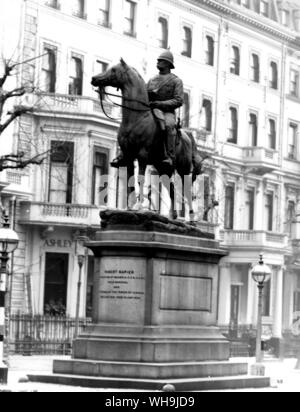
[53,359,248,380]
[27,373,270,391]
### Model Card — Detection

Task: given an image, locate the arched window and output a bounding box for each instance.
[158,17,168,49]
[69,56,83,95]
[182,26,192,58]
[251,53,260,83]
[205,36,214,66]
[269,62,278,89]
[268,119,276,150]
[200,99,212,132]
[72,0,85,19]
[230,46,240,75]
[228,107,238,143]
[249,113,258,146]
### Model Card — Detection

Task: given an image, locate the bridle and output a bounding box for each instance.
[97,86,151,121]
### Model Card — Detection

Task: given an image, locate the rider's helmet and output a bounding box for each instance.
[157,50,175,69]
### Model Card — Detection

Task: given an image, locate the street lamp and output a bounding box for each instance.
[0,213,19,385]
[74,255,85,339]
[251,253,272,376]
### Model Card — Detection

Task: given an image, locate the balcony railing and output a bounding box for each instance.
[243,146,279,172]
[19,202,101,227]
[27,93,121,121]
[220,230,288,249]
[0,170,30,195]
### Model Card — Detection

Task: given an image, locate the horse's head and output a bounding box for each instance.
[91,58,128,90]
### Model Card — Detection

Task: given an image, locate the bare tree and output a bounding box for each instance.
[0,59,47,171]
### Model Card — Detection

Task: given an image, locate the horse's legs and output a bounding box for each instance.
[170,180,178,220]
[182,174,195,224]
[127,162,136,210]
[135,163,147,211]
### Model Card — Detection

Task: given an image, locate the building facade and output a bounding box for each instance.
[1,0,300,355]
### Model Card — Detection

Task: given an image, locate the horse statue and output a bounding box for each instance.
[91,58,203,221]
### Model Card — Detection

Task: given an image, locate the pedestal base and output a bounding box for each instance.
[0,362,8,385]
[251,363,266,376]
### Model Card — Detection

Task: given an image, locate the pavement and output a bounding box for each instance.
[0,355,300,392]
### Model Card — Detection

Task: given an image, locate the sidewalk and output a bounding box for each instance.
[0,355,300,392]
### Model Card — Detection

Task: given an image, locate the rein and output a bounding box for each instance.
[97,87,151,121]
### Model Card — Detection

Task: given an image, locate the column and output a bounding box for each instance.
[218,262,231,326]
[273,266,284,338]
[247,264,256,325]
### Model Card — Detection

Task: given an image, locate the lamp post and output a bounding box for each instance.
[74,255,85,339]
[251,254,271,376]
[0,213,19,385]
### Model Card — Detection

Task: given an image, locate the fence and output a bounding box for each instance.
[8,315,92,355]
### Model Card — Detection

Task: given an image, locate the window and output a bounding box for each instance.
[49,141,74,204]
[245,189,255,230]
[290,70,299,97]
[230,46,240,75]
[86,256,94,318]
[228,107,238,144]
[240,0,250,8]
[269,61,278,89]
[251,53,260,83]
[41,47,56,93]
[205,36,214,66]
[224,185,235,230]
[72,0,85,19]
[178,92,190,128]
[268,119,276,150]
[281,9,289,26]
[182,26,192,58]
[46,0,60,10]
[44,253,68,316]
[98,0,110,27]
[262,279,271,317]
[124,0,136,36]
[158,17,168,49]
[265,193,273,232]
[92,148,109,206]
[286,200,295,236]
[294,275,300,312]
[249,113,258,147]
[260,0,269,17]
[200,99,212,132]
[288,123,297,160]
[69,56,83,96]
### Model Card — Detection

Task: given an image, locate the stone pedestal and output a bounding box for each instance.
[0,362,8,385]
[73,211,229,367]
[35,211,270,390]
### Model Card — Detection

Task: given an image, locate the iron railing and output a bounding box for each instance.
[8,314,92,355]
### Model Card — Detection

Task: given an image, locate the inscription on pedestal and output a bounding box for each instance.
[160,274,212,312]
[98,258,146,324]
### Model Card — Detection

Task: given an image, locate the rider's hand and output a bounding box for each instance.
[150,101,160,109]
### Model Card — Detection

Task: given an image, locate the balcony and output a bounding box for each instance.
[243,147,279,175]
[19,202,101,228]
[26,93,121,122]
[220,230,288,250]
[0,170,31,197]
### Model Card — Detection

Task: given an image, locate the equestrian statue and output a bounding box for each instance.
[91,51,203,220]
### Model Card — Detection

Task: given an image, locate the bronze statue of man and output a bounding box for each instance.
[111,51,184,169]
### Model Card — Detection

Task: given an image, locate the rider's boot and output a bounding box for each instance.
[162,129,175,168]
[111,152,127,168]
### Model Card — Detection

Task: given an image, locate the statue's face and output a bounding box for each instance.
[157,59,171,71]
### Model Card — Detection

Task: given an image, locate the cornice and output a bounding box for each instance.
[176,0,297,43]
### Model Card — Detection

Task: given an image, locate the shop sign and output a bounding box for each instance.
[44,239,73,248]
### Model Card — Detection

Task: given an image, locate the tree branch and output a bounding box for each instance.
[0,105,34,133]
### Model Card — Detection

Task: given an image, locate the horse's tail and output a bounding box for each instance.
[185,131,203,182]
